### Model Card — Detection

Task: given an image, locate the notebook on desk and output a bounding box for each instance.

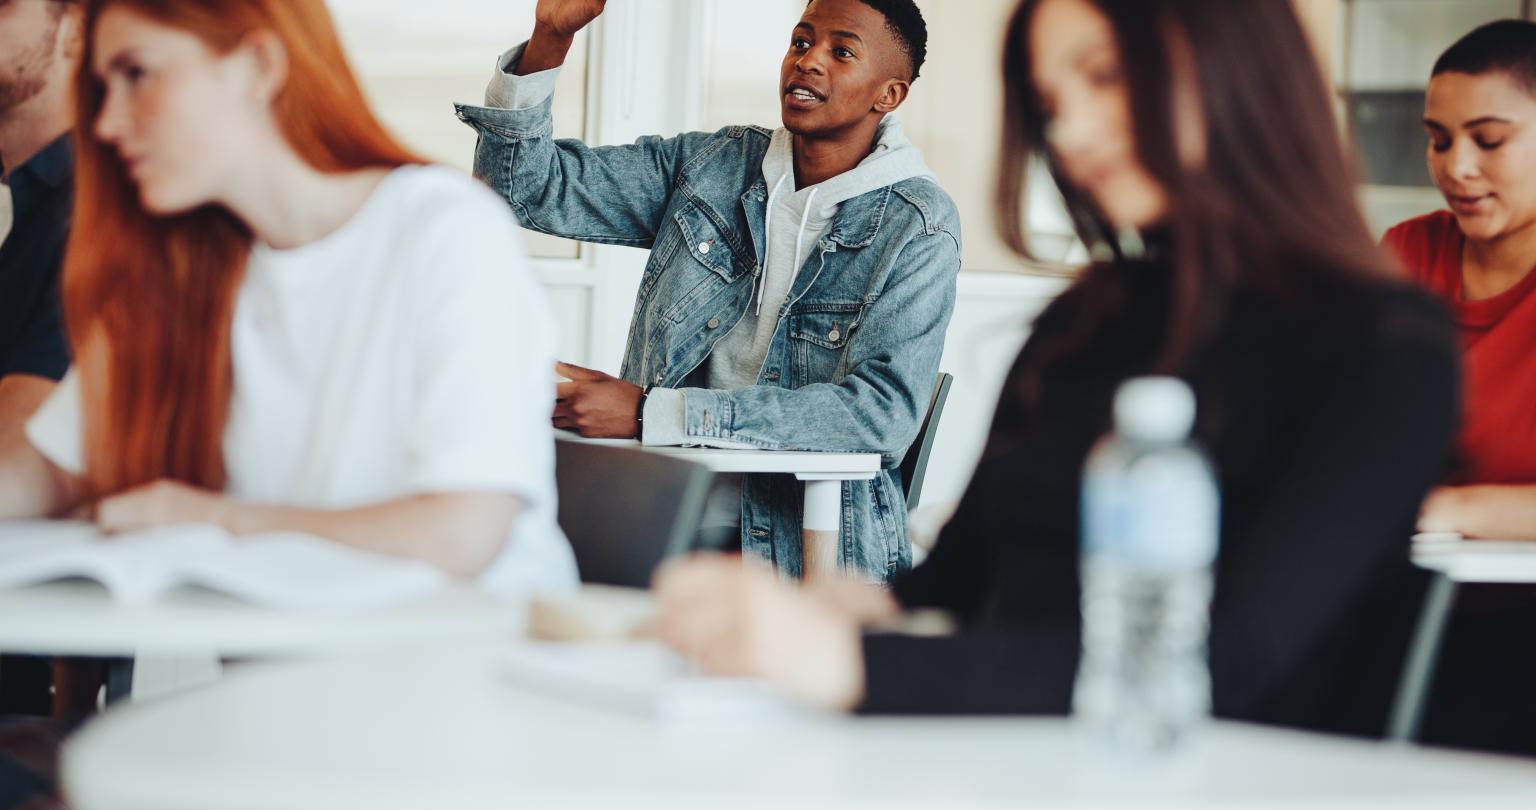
[494,641,806,723]
[0,520,447,609]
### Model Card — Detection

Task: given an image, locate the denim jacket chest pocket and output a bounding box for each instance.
[787,301,866,387]
[659,202,753,324]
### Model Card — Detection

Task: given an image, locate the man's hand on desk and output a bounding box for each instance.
[552,361,645,439]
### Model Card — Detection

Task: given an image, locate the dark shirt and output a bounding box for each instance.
[859,260,1461,740]
[0,135,72,382]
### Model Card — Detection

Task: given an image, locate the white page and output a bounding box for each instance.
[0,521,445,608]
[177,533,447,609]
[0,521,226,602]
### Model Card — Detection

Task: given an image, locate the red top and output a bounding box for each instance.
[1383,210,1536,484]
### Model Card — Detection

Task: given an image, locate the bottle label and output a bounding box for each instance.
[1083,452,1220,568]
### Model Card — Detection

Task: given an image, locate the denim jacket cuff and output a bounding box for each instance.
[455,97,555,141]
[486,42,562,111]
[684,389,742,443]
[640,388,689,446]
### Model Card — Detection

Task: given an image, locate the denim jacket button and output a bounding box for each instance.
[706,317,721,330]
[698,241,711,255]
[653,373,663,385]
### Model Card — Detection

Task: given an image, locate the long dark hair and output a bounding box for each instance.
[996,0,1392,409]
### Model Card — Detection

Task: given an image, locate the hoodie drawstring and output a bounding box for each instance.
[756,175,819,317]
[756,174,789,316]
[787,187,819,301]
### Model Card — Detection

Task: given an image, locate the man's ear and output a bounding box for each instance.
[241,29,290,107]
[872,78,910,114]
[58,5,86,63]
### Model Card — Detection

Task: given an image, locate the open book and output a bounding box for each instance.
[0,520,447,609]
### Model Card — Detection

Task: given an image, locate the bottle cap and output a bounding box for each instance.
[1114,377,1195,442]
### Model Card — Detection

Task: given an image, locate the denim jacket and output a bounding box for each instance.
[455,97,962,581]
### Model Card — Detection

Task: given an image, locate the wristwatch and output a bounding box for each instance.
[635,385,655,438]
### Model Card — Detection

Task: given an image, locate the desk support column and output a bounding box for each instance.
[1388,572,1460,744]
[800,479,842,582]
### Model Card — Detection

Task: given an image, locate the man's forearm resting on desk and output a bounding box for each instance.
[1419,485,1536,540]
[93,481,523,578]
[552,362,760,449]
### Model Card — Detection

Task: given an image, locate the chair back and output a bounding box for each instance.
[900,372,955,512]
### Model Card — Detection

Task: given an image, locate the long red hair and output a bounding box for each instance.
[66,0,420,496]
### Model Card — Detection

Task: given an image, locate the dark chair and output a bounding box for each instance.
[900,372,955,512]
[553,439,713,588]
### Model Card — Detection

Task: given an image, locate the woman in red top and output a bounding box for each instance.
[1384,20,1536,540]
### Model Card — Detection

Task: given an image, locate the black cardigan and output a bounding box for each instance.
[860,260,1460,739]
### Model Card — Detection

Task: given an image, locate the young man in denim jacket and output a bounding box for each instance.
[456,0,962,582]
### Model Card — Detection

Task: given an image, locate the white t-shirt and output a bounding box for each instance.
[27,165,577,595]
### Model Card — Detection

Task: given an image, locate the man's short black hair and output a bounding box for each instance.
[1434,19,1536,96]
[807,0,929,82]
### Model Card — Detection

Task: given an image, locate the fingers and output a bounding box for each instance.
[92,480,220,535]
[549,377,641,439]
[94,494,130,534]
[655,554,768,676]
[554,361,609,382]
[96,485,153,534]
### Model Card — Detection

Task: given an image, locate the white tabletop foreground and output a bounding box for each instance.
[62,642,1536,810]
[0,581,526,658]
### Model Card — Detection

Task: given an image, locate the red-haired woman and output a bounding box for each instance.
[0,0,576,593]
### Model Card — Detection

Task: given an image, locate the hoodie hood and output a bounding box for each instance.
[750,115,935,314]
[760,115,936,219]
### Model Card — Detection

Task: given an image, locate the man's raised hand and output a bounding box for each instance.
[516,0,608,74]
[533,0,608,38]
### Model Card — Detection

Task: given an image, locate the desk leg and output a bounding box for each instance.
[1387,573,1459,744]
[801,479,843,582]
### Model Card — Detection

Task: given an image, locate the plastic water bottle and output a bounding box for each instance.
[1075,377,1220,753]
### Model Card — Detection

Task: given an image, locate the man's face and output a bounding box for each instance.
[779,0,910,138]
[0,0,65,116]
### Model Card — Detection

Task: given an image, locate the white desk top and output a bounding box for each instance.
[0,581,526,658]
[63,642,1536,810]
[1411,536,1536,584]
[562,434,882,476]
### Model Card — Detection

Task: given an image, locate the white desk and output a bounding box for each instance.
[1411,537,1536,583]
[0,579,529,701]
[62,641,1536,810]
[0,580,525,659]
[1389,537,1536,742]
[569,436,882,579]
